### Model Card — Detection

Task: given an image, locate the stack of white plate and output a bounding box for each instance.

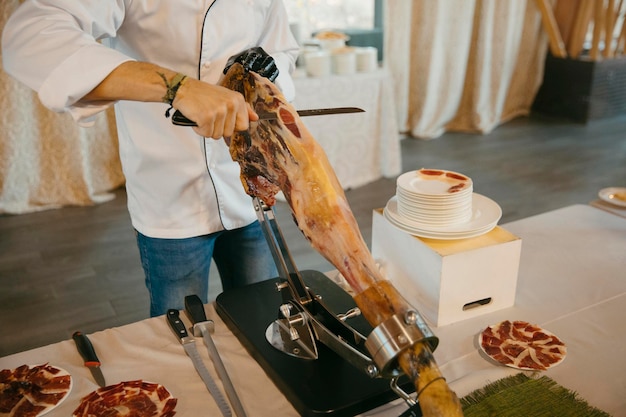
[384,169,502,240]
[396,169,474,226]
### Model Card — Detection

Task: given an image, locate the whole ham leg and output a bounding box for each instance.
[221,64,463,417]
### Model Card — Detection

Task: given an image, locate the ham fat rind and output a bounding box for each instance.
[221,64,463,417]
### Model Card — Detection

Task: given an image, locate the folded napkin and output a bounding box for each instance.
[461,373,611,417]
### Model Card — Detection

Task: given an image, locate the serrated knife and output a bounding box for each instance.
[185,295,247,417]
[72,331,106,387]
[167,309,232,417]
[171,107,364,127]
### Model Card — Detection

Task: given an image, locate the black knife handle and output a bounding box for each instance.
[171,110,197,127]
[167,309,189,340]
[72,331,101,366]
[185,295,208,324]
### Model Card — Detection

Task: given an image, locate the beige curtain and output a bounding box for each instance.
[1,0,125,214]
[385,0,550,139]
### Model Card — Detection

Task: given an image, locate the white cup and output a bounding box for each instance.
[356,47,378,72]
[318,38,346,50]
[298,45,321,68]
[315,31,349,50]
[305,51,332,77]
[331,48,357,75]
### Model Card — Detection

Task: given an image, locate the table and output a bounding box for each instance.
[1,205,624,416]
[439,204,626,414]
[292,69,401,190]
[1,0,124,214]
[590,198,626,219]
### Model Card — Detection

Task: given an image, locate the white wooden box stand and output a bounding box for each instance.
[371,209,522,327]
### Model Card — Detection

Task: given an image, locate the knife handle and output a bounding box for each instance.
[167,309,189,340]
[72,331,101,366]
[171,110,197,127]
[185,295,208,324]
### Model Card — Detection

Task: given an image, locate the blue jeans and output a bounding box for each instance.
[136,221,277,317]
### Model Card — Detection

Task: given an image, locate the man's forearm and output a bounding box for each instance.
[83,60,257,139]
[81,61,180,104]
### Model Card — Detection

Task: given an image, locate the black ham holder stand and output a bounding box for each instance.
[216,198,436,416]
[216,271,416,416]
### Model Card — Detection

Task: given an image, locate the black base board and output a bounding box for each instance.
[215,270,418,417]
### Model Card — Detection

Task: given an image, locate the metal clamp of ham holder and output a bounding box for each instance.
[252,196,439,411]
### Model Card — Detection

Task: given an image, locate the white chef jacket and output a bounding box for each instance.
[2,0,299,238]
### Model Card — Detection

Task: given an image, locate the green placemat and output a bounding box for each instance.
[460,373,611,417]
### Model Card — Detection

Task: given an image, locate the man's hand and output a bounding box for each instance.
[224,47,279,82]
[173,78,258,139]
[81,61,258,139]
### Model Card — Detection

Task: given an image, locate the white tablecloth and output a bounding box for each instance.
[1,205,624,416]
[432,205,626,415]
[292,69,401,190]
[1,0,124,214]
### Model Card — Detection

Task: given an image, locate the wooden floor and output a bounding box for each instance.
[1,114,625,357]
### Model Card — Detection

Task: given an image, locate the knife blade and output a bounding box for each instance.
[167,309,232,417]
[185,295,247,417]
[72,331,106,387]
[171,107,364,127]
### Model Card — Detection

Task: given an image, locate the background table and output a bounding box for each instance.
[590,198,626,218]
[292,69,401,190]
[1,205,624,416]
[0,1,124,215]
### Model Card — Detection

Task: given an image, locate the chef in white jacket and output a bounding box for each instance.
[2,0,300,316]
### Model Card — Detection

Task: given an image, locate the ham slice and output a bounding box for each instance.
[221,63,463,417]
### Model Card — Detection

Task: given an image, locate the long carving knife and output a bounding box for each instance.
[72,331,106,387]
[167,309,232,417]
[185,295,247,417]
[171,107,364,127]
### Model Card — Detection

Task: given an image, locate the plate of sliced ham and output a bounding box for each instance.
[72,380,177,417]
[0,363,72,417]
[479,320,567,371]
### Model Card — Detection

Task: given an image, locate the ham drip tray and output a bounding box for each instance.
[216,198,436,417]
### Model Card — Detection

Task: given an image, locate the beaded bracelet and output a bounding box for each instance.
[158,72,188,117]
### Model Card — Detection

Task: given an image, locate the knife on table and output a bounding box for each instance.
[185,295,247,417]
[167,309,232,417]
[171,107,364,127]
[72,331,106,387]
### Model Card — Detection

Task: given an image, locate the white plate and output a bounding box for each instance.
[598,187,626,207]
[397,190,472,208]
[72,380,176,417]
[397,186,473,201]
[398,207,473,226]
[39,366,72,416]
[384,211,497,239]
[383,193,502,239]
[397,169,472,196]
[0,364,73,417]
[398,200,473,216]
[478,320,567,371]
[383,196,499,239]
[384,210,497,239]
